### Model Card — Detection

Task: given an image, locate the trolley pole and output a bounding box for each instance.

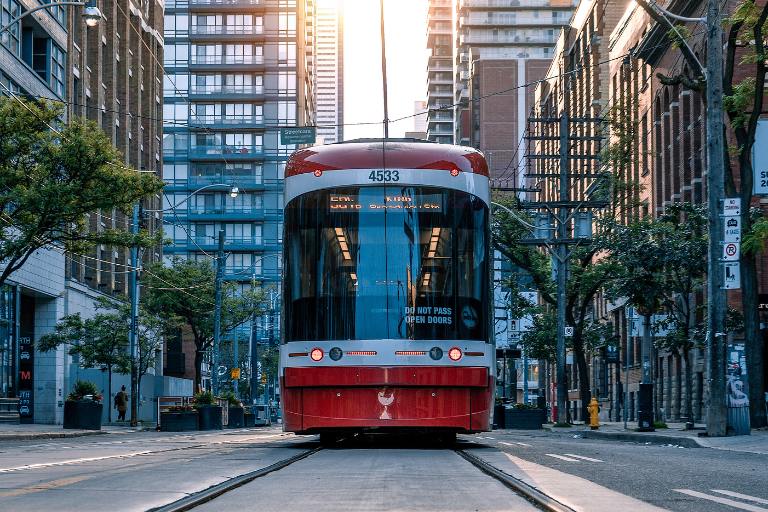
[705,0,727,437]
[212,229,225,396]
[555,112,569,424]
[379,0,389,138]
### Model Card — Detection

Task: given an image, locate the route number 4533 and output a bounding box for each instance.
[368,170,400,182]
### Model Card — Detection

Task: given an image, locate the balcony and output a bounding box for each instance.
[189,85,264,100]
[166,238,281,253]
[188,145,264,160]
[189,55,267,70]
[188,115,266,129]
[459,33,558,45]
[176,206,281,221]
[459,0,575,9]
[187,0,268,11]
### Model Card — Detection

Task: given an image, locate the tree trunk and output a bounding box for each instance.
[194,349,204,393]
[573,340,591,422]
[741,251,767,428]
[107,366,112,423]
[683,348,694,424]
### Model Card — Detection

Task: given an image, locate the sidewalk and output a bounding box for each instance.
[540,421,768,454]
[0,422,148,441]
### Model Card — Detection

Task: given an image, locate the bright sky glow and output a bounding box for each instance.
[341,0,429,140]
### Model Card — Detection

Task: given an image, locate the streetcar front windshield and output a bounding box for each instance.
[283,186,489,342]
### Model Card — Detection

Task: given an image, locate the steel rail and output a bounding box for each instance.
[455,448,576,512]
[149,446,322,512]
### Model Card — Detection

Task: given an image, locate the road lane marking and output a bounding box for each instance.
[0,476,90,497]
[545,453,579,462]
[0,450,154,473]
[563,453,604,462]
[674,489,768,512]
[499,441,531,448]
[712,490,768,505]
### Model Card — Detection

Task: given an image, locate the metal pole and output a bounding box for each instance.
[555,112,569,424]
[129,202,139,427]
[523,347,529,404]
[705,0,727,437]
[249,273,258,405]
[212,229,225,396]
[379,0,389,138]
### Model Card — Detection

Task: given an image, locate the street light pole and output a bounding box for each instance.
[128,203,140,426]
[705,0,728,437]
[0,0,101,36]
[212,229,225,396]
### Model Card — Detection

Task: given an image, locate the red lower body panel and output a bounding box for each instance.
[281,366,493,433]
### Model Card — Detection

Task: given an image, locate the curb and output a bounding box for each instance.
[0,430,108,442]
[576,430,702,448]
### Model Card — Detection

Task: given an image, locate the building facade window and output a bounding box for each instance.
[50,43,66,97]
[0,0,21,56]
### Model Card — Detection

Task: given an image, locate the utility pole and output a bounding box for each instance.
[705,0,727,437]
[249,273,258,405]
[212,229,225,396]
[128,202,139,427]
[379,0,389,139]
[555,111,569,424]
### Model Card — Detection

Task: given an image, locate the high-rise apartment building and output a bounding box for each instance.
[0,0,165,423]
[161,0,315,378]
[314,0,343,144]
[454,0,573,181]
[426,0,453,144]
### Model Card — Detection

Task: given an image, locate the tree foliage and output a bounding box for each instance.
[0,97,163,287]
[142,258,269,390]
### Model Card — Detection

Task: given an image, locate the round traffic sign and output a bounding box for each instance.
[725,243,738,257]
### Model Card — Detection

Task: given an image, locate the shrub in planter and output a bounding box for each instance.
[194,391,222,430]
[63,380,104,430]
[160,405,198,432]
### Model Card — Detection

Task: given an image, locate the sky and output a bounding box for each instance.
[339,0,429,139]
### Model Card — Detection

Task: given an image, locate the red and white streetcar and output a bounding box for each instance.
[279,139,494,442]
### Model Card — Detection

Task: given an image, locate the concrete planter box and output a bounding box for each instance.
[160,411,199,432]
[243,412,255,427]
[227,407,245,428]
[196,405,223,430]
[505,409,546,430]
[63,400,103,430]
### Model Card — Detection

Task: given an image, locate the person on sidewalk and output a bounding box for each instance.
[115,385,129,422]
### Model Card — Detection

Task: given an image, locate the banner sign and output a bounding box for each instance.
[754,119,768,195]
[18,334,33,422]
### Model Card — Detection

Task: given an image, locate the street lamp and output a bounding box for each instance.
[145,183,240,213]
[0,1,102,36]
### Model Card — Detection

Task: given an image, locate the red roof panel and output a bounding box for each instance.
[285,140,489,178]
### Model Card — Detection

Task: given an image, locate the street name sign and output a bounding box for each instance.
[723,242,741,261]
[724,262,741,289]
[724,215,742,243]
[723,197,741,216]
[280,126,316,145]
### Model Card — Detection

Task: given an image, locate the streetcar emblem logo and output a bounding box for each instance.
[378,390,394,420]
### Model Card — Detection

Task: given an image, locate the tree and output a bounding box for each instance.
[0,97,163,287]
[142,258,268,391]
[38,312,131,422]
[634,0,768,428]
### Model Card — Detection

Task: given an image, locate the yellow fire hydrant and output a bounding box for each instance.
[587,397,600,430]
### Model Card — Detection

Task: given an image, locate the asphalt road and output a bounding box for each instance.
[2,427,766,511]
[466,430,768,512]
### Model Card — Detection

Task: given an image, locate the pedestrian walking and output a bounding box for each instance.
[115,385,128,421]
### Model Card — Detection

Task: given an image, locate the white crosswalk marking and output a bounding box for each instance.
[712,490,768,505]
[674,489,768,512]
[499,441,532,448]
[564,453,604,463]
[545,453,580,462]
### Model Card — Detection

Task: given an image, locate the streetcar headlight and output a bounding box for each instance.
[448,347,462,361]
[329,347,343,361]
[429,347,443,360]
[313,170,323,177]
[310,348,324,361]
[450,168,460,177]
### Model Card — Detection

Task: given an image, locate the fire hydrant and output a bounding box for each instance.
[587,397,600,430]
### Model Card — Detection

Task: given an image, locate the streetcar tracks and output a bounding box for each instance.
[455,448,577,512]
[149,446,322,512]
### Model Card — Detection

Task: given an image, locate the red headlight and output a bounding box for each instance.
[448,347,462,361]
[310,348,324,361]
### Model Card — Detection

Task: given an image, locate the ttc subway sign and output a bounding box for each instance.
[280,127,316,145]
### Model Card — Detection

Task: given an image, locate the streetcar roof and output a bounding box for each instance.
[285,139,489,178]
